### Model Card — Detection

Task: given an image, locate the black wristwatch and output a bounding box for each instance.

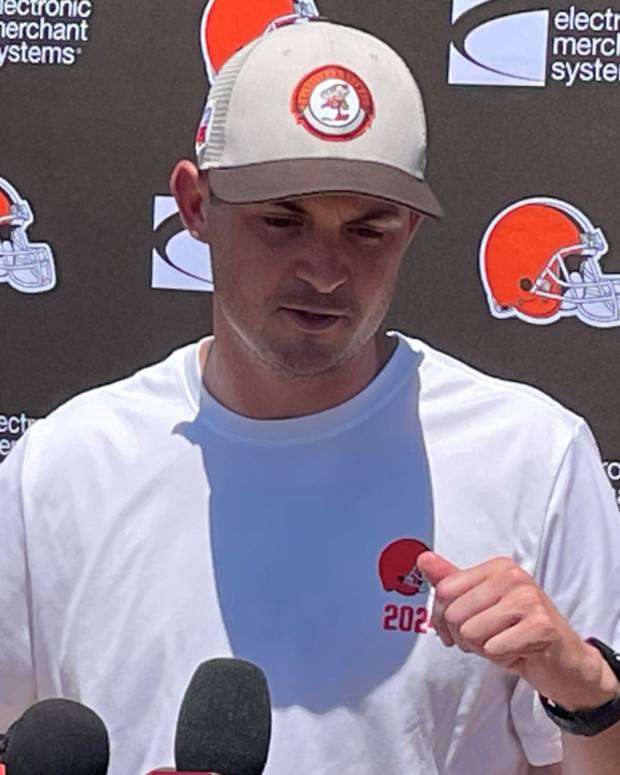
[540,637,620,737]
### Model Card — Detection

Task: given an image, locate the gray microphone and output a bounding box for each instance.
[147,658,272,775]
[0,698,109,775]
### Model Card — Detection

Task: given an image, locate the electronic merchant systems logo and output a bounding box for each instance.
[0,412,36,462]
[448,0,620,88]
[151,197,213,293]
[0,0,94,70]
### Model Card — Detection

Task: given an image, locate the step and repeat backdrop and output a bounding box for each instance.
[1,0,619,506]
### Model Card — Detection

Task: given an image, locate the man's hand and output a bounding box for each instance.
[416,552,619,712]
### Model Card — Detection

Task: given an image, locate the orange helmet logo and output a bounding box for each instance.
[479,197,618,328]
[201,0,319,83]
[0,177,56,295]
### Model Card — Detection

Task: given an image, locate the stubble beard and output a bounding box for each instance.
[218,295,391,380]
[260,329,366,378]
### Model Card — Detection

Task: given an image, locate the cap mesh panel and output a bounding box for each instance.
[199,37,263,167]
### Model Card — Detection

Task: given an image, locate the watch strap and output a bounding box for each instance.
[539,637,620,737]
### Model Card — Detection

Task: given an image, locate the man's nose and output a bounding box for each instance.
[293,241,350,294]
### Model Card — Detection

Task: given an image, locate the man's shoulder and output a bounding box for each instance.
[401,334,584,438]
[24,340,200,462]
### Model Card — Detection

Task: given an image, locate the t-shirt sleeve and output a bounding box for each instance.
[510,419,620,766]
[0,434,37,732]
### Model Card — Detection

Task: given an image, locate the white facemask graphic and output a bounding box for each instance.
[0,178,56,295]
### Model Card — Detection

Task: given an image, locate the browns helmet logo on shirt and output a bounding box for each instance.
[378,538,430,596]
[200,0,320,83]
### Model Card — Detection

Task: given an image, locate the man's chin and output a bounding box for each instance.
[261,339,357,378]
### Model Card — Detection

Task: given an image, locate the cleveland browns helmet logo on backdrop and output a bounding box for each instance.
[480,197,620,328]
[200,0,319,83]
[0,177,56,295]
[378,538,430,597]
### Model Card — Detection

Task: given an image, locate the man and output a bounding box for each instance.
[1,18,620,775]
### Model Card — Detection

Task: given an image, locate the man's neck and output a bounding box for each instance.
[199,333,397,420]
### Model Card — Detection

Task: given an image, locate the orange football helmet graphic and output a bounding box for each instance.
[0,177,56,294]
[201,0,319,83]
[480,197,620,328]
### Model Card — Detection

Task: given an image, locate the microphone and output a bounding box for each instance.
[0,698,109,775]
[148,658,272,775]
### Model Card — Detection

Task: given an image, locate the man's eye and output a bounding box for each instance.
[263,216,299,228]
[353,226,383,240]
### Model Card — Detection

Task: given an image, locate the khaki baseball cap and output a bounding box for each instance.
[195,19,443,218]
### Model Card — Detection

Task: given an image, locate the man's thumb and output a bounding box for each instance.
[417,551,459,587]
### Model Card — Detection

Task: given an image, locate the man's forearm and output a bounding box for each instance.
[562,724,620,775]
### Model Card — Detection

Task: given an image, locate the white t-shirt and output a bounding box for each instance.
[1,332,619,775]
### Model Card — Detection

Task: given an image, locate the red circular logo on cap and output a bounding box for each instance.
[291,64,374,141]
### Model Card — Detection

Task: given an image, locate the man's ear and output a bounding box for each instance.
[170,160,210,239]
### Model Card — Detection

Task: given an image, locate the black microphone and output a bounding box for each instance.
[148,658,272,775]
[0,698,109,775]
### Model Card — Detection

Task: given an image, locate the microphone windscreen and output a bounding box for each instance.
[175,658,271,775]
[4,698,110,775]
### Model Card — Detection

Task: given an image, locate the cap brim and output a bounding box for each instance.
[207,159,443,218]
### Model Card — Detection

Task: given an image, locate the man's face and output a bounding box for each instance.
[204,190,420,377]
